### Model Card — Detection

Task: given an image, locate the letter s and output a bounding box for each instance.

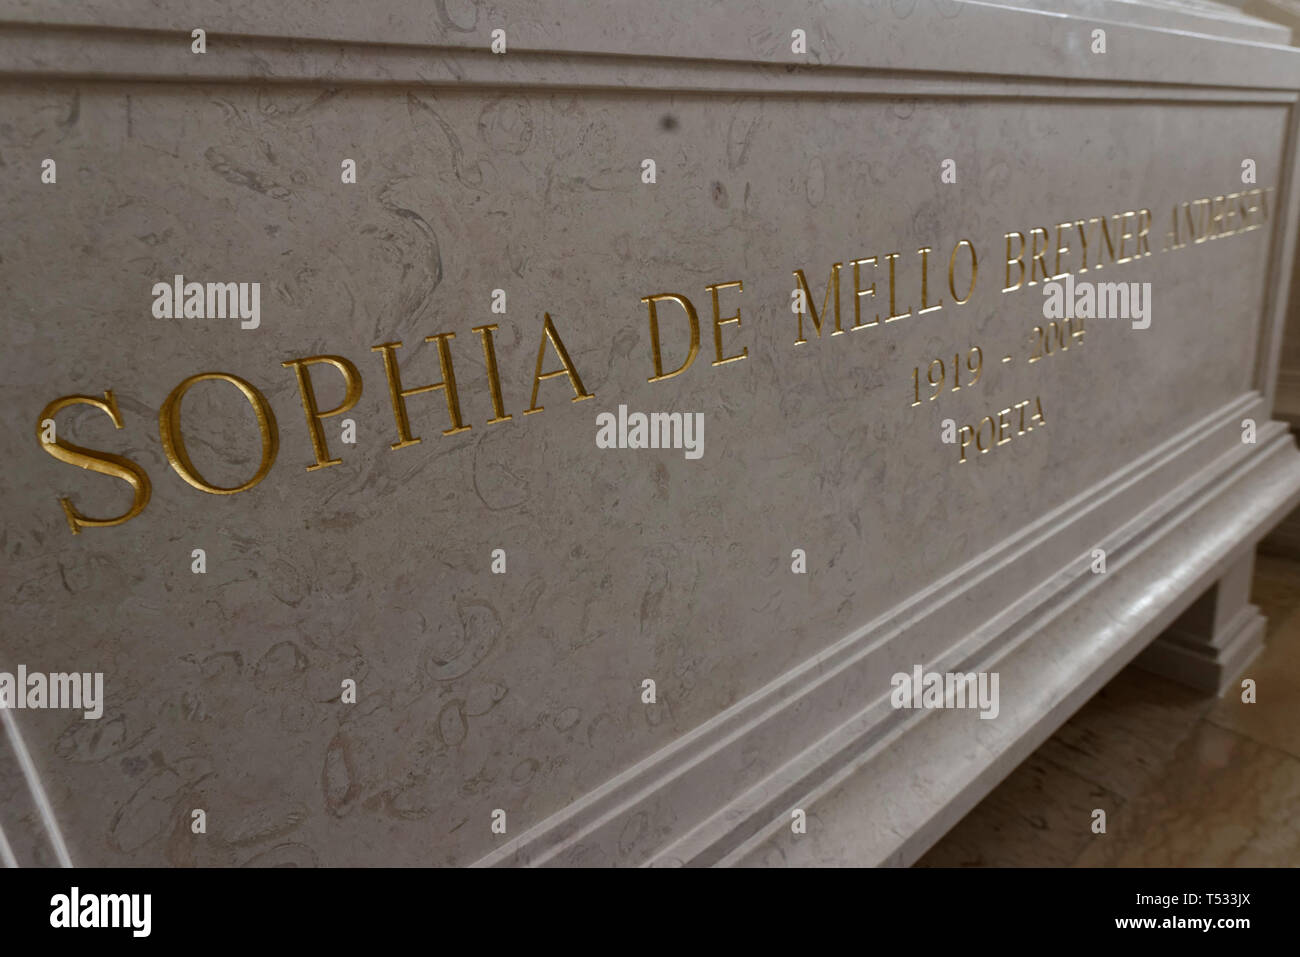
[37,391,152,534]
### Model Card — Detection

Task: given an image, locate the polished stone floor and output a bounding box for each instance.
[918,552,1300,867]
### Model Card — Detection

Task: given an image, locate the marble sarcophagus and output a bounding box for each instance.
[3,0,1300,867]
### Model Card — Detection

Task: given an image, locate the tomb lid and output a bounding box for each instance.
[994,0,1290,43]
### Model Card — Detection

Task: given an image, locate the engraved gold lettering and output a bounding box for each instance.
[1237,191,1255,232]
[1115,211,1136,263]
[884,253,912,321]
[1164,204,1183,252]
[1028,227,1049,285]
[280,355,363,471]
[917,247,942,315]
[471,324,513,424]
[1052,223,1072,279]
[1004,231,1027,291]
[976,416,995,454]
[371,335,471,449]
[1096,215,1118,266]
[1074,219,1092,272]
[954,395,1043,463]
[1015,398,1031,434]
[1191,198,1211,244]
[850,256,879,329]
[958,425,974,463]
[1135,208,1152,257]
[792,263,843,342]
[706,280,748,366]
[1208,196,1226,239]
[949,240,977,304]
[642,293,700,380]
[524,313,594,414]
[37,391,152,534]
[1221,192,1240,237]
[159,372,279,494]
[996,408,1012,446]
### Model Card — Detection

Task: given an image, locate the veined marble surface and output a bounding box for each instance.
[1,0,1299,867]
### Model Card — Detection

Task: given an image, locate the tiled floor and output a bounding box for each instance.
[917,552,1300,867]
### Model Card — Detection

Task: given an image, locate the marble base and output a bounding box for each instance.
[1136,550,1267,695]
[1138,607,1266,697]
[716,427,1300,867]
